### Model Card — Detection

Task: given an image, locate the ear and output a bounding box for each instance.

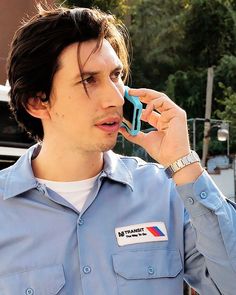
[26,92,51,120]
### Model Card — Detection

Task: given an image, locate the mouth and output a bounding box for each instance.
[95,117,122,133]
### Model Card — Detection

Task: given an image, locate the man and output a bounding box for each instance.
[0,4,236,295]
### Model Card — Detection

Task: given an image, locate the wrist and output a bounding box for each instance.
[173,162,204,185]
[164,150,202,181]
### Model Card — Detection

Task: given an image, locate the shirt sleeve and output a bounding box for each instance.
[176,170,236,294]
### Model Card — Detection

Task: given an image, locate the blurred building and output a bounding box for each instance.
[0,0,54,84]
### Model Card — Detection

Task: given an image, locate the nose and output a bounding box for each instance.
[99,82,124,109]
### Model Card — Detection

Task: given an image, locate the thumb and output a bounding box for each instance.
[119,127,146,148]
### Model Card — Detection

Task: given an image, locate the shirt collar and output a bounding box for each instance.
[103,150,134,191]
[3,145,134,200]
[3,144,40,200]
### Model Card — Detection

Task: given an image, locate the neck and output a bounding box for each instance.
[32,142,104,182]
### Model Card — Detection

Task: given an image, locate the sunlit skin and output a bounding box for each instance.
[30,39,125,181]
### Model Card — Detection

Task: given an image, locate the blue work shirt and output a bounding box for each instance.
[0,144,236,295]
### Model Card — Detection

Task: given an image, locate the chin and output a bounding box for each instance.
[98,139,117,152]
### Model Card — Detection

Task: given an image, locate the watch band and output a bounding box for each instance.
[164,150,200,178]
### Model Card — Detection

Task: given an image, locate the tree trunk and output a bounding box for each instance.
[201,66,214,167]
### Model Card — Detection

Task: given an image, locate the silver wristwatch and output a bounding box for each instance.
[164,150,200,178]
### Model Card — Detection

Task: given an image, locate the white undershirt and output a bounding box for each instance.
[36,173,100,212]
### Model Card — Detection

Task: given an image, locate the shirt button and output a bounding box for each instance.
[187,197,194,205]
[200,191,207,199]
[25,288,34,295]
[147,266,155,275]
[78,218,84,225]
[83,266,91,274]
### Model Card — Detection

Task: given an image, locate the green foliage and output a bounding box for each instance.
[216,84,236,124]
[213,54,236,116]
[166,69,206,118]
[130,0,188,90]
[183,0,236,67]
[215,55,236,92]
[164,54,236,121]
[130,1,236,84]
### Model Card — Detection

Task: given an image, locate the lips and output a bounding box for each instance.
[95,117,122,133]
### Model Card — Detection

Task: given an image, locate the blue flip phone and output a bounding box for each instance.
[122,86,142,136]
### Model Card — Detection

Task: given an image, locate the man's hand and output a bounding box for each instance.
[119,88,203,184]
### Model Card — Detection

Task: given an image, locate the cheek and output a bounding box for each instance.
[50,102,73,122]
[54,109,65,119]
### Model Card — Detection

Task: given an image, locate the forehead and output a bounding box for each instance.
[57,39,122,75]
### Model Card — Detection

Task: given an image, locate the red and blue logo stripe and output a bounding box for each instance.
[146,226,165,237]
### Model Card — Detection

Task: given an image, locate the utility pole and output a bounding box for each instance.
[202,66,214,167]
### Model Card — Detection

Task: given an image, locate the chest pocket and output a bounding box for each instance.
[112,249,183,295]
[0,264,65,295]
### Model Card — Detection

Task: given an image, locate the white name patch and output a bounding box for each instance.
[115,222,168,246]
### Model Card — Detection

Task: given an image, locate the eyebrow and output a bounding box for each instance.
[73,64,124,81]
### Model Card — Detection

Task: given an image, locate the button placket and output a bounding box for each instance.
[83,266,91,274]
[25,288,34,295]
[78,218,84,225]
[187,197,194,205]
[147,266,155,275]
[200,191,207,199]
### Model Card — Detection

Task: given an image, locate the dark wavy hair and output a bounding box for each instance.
[7,5,130,140]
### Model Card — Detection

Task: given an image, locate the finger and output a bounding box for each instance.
[128,88,162,103]
[142,103,167,129]
[119,127,147,146]
[128,88,173,106]
[144,99,185,126]
[142,99,172,126]
[128,88,180,118]
[142,102,179,130]
[158,108,179,123]
[156,121,169,132]
[151,97,177,114]
[142,110,160,127]
[142,100,161,120]
[142,110,169,131]
[142,106,160,121]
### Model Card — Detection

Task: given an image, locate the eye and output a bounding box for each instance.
[111,70,124,81]
[80,76,96,85]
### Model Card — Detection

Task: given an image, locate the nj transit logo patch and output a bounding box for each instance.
[115,222,168,246]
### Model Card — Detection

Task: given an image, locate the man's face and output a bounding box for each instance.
[46,39,125,153]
